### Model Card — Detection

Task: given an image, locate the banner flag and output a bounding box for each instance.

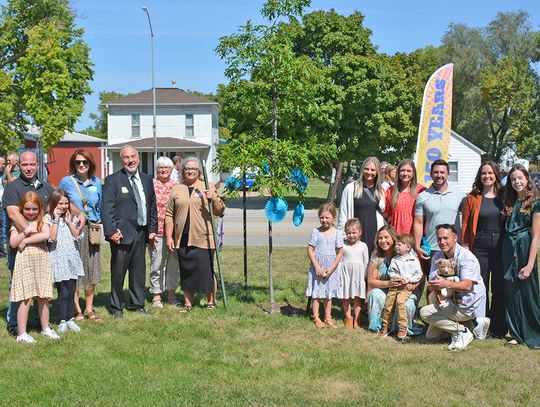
[414,63,453,187]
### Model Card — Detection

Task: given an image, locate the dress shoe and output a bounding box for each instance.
[112,310,124,319]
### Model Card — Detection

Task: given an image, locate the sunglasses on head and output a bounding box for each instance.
[435,223,457,233]
[74,160,89,166]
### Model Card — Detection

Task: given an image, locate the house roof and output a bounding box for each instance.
[451,130,485,155]
[105,88,218,106]
[22,127,105,144]
[107,137,210,151]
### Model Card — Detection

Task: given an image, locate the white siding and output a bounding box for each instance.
[106,104,219,182]
[448,135,481,193]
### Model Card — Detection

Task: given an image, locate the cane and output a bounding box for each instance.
[201,160,228,309]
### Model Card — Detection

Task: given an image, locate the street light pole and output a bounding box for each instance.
[142,6,158,169]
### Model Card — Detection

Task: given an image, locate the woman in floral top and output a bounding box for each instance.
[150,156,180,308]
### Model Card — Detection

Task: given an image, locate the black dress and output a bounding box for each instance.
[177,187,214,294]
[353,186,378,255]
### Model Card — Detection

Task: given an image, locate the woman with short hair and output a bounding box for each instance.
[149,156,180,308]
[165,157,225,311]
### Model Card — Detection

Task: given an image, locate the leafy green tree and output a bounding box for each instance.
[82,91,125,139]
[442,11,540,161]
[0,0,93,152]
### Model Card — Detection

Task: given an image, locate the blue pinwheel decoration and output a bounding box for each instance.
[290,168,308,192]
[225,176,240,192]
[265,197,288,222]
[262,161,270,175]
[292,202,305,227]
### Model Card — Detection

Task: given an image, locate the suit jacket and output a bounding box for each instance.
[101,168,157,244]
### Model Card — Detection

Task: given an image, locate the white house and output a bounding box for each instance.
[104,87,219,181]
[447,130,485,192]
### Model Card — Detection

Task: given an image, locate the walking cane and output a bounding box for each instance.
[201,160,228,309]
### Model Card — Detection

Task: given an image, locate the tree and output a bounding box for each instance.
[285,10,440,199]
[442,11,540,161]
[82,91,125,139]
[0,0,93,152]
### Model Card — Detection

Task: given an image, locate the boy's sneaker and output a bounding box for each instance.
[380,325,389,337]
[453,328,474,351]
[66,319,81,332]
[58,321,68,333]
[397,325,408,340]
[473,317,490,340]
[448,332,460,350]
[41,327,60,340]
[16,332,36,344]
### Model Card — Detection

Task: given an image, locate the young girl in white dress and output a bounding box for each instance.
[306,203,343,328]
[339,218,369,329]
[46,190,85,333]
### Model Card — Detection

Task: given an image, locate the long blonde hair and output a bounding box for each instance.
[391,159,419,210]
[354,157,384,201]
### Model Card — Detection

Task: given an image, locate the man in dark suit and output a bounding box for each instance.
[102,145,157,317]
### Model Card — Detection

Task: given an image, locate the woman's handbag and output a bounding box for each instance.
[88,222,102,245]
[70,175,102,245]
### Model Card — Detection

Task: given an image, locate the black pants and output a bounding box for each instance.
[109,228,147,312]
[472,230,507,336]
[56,279,77,323]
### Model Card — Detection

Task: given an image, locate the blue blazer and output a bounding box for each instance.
[101,168,157,244]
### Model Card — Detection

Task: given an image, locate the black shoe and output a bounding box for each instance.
[112,310,124,319]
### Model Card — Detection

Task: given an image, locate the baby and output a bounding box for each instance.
[381,233,423,339]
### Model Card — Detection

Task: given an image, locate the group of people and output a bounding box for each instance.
[1,147,223,343]
[306,157,540,350]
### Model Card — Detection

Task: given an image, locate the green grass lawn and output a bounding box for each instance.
[0,246,539,406]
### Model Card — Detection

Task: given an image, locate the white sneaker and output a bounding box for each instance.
[453,328,474,350]
[473,317,490,340]
[41,327,61,340]
[66,319,81,332]
[58,321,68,333]
[448,332,460,350]
[16,332,36,344]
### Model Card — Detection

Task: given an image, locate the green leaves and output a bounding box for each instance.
[0,0,93,153]
[442,11,540,162]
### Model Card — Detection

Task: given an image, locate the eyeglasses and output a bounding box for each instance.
[74,160,89,166]
[183,167,199,172]
[435,223,457,233]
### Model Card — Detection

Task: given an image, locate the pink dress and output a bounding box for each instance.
[383,184,426,234]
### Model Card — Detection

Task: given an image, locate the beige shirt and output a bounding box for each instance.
[165,179,225,250]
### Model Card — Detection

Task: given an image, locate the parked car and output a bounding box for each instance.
[232,167,258,190]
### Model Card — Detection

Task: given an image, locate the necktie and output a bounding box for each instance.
[130,175,146,226]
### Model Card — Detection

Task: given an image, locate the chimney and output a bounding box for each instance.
[171,80,176,88]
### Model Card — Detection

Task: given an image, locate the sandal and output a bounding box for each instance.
[152,299,164,309]
[205,303,216,310]
[84,310,102,322]
[179,305,192,313]
[74,313,84,321]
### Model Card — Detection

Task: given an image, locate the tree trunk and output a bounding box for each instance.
[328,162,344,204]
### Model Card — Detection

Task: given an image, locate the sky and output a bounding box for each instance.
[55,1,540,129]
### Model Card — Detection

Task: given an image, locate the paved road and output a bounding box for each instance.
[222,196,319,247]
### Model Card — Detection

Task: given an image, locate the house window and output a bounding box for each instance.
[131,114,140,138]
[185,114,194,137]
[449,161,458,182]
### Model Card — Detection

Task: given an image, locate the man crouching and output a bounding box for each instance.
[420,224,488,350]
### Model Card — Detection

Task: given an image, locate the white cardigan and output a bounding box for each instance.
[337,182,386,232]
